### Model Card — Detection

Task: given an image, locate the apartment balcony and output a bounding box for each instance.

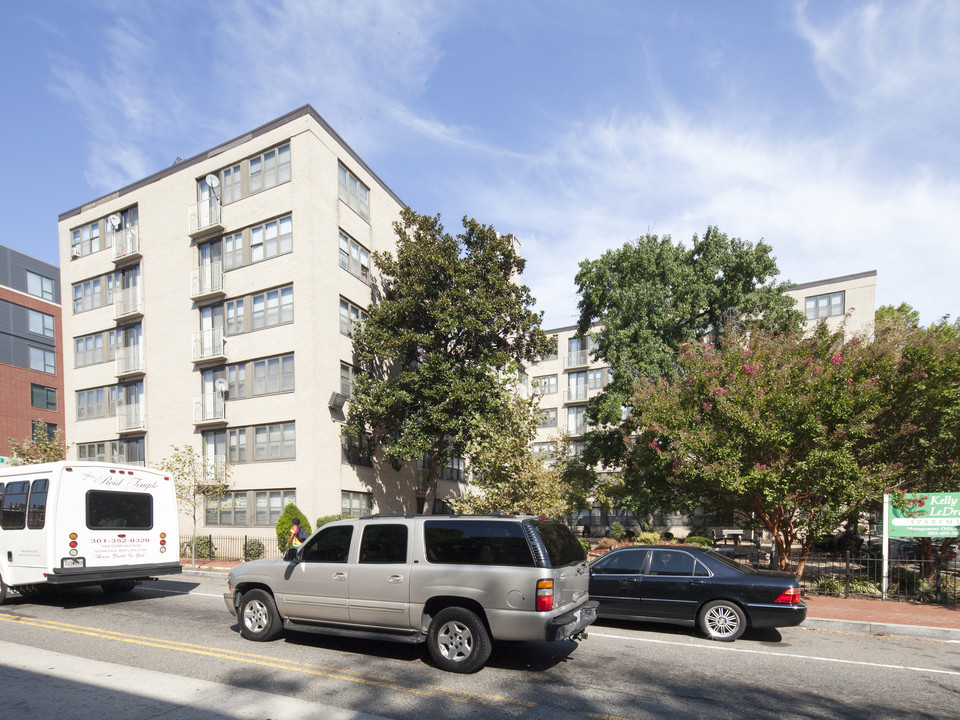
[192,327,226,364]
[190,261,224,301]
[118,403,145,433]
[115,346,144,378]
[564,386,589,403]
[565,350,590,369]
[111,227,141,264]
[188,199,223,238]
[114,287,143,321]
[568,422,588,437]
[194,392,226,425]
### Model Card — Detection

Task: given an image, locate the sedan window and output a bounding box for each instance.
[592,549,647,574]
[646,550,708,577]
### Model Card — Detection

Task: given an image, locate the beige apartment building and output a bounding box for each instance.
[784,270,877,338]
[57,106,467,539]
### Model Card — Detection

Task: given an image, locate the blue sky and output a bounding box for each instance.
[2,0,958,329]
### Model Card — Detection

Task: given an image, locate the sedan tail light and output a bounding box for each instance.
[774,587,802,604]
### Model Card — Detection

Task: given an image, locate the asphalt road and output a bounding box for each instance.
[1,573,958,720]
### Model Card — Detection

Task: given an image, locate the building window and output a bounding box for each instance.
[77,438,145,465]
[228,428,247,463]
[255,489,296,525]
[29,347,56,374]
[72,271,120,314]
[28,310,55,338]
[226,299,244,335]
[223,232,243,270]
[252,354,295,396]
[253,422,296,461]
[805,292,845,320]
[249,215,293,264]
[339,231,370,282]
[533,374,558,395]
[568,371,587,401]
[338,163,370,221]
[342,428,374,466]
[341,490,373,518]
[27,271,55,300]
[568,405,586,435]
[339,297,368,336]
[71,220,108,257]
[533,442,554,458]
[249,143,291,194]
[538,408,558,428]
[31,385,57,411]
[75,332,110,368]
[76,386,118,420]
[205,490,248,526]
[340,363,355,398]
[220,164,242,204]
[227,363,246,398]
[587,369,605,390]
[251,285,293,330]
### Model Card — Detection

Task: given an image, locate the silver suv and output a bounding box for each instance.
[224,514,597,672]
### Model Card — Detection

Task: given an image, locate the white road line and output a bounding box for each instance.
[589,631,960,677]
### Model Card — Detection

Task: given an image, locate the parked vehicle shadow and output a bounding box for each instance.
[594,617,785,644]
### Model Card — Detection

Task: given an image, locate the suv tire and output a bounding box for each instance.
[238,589,282,641]
[427,607,491,673]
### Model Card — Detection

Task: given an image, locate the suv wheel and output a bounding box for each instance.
[427,607,492,673]
[238,589,282,641]
[698,600,746,641]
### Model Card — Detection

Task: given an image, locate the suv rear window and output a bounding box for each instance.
[530,518,586,567]
[424,520,534,566]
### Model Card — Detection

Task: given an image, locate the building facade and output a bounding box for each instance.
[57,106,463,537]
[784,270,877,338]
[0,245,63,461]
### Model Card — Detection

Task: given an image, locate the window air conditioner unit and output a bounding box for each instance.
[329,392,347,410]
[71,247,82,259]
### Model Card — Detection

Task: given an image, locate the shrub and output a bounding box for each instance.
[683,536,712,547]
[690,526,710,538]
[244,538,265,561]
[579,538,590,552]
[276,503,312,548]
[633,531,662,545]
[660,531,674,541]
[813,575,842,595]
[316,514,344,528]
[598,537,618,549]
[609,521,627,541]
[183,535,214,560]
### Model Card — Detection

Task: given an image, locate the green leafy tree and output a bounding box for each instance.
[622,320,885,574]
[574,227,803,473]
[7,420,69,465]
[156,445,231,567]
[449,386,590,517]
[870,310,960,571]
[348,208,553,512]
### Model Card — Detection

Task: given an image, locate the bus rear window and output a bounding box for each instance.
[87,490,153,530]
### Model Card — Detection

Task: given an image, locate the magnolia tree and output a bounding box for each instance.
[622,321,886,574]
[157,445,231,567]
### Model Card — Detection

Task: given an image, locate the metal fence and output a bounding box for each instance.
[180,535,285,563]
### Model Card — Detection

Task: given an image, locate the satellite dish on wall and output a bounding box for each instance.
[205,174,220,189]
[214,378,229,393]
[107,214,122,230]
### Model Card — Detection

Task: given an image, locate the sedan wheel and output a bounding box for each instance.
[238,589,282,641]
[427,607,491,673]
[699,600,746,641]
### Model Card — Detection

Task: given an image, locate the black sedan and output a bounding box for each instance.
[589,545,806,641]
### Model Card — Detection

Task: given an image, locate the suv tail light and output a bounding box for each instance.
[536,579,554,611]
[775,587,801,604]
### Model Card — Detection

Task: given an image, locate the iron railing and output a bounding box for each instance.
[180,534,285,563]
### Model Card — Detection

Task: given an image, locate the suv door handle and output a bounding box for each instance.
[388,574,404,583]
[332,572,347,581]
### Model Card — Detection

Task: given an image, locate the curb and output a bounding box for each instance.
[803,616,960,642]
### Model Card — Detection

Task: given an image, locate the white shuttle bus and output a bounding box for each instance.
[0,461,181,603]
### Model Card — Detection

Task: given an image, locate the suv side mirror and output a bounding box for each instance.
[283,547,300,562]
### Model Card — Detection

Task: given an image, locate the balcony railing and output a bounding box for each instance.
[191,261,223,300]
[111,227,141,262]
[188,199,223,238]
[193,327,225,363]
[115,345,143,376]
[566,350,589,368]
[194,392,226,424]
[118,403,144,432]
[114,287,143,320]
[564,386,588,403]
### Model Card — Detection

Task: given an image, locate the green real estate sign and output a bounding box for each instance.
[887,492,960,538]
